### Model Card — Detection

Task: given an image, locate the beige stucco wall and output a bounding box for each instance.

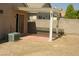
[0,4,16,39]
[0,4,28,39]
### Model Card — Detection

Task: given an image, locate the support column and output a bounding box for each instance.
[48,9,53,42]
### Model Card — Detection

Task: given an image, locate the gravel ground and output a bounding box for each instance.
[0,34,79,56]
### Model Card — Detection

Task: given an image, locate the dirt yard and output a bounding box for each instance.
[0,34,79,56]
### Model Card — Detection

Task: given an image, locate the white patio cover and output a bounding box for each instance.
[18,7,54,41]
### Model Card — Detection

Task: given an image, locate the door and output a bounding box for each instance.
[16,14,19,32]
[16,14,24,33]
[19,14,24,33]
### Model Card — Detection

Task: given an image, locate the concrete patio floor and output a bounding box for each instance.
[21,33,49,42]
[0,33,79,56]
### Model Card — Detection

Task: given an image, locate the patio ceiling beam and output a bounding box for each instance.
[17,7,51,13]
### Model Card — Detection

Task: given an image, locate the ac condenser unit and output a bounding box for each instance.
[8,32,20,42]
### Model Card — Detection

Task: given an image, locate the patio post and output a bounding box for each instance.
[48,9,53,42]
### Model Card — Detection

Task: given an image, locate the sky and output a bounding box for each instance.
[51,3,79,11]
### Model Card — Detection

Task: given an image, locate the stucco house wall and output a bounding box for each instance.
[0,4,15,39]
[0,4,28,39]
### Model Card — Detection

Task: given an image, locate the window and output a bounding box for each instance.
[38,16,42,19]
[0,10,3,14]
[28,13,37,20]
[37,13,50,20]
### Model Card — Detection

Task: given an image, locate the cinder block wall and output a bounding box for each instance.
[35,19,59,31]
[59,18,79,34]
[34,18,79,35]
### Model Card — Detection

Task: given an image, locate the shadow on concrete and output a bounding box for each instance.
[0,34,8,44]
[0,33,22,44]
[52,31,65,41]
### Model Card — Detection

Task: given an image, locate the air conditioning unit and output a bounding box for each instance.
[8,32,20,42]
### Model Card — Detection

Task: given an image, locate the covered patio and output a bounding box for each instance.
[18,7,60,42]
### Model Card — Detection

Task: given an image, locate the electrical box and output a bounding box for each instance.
[8,32,20,42]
